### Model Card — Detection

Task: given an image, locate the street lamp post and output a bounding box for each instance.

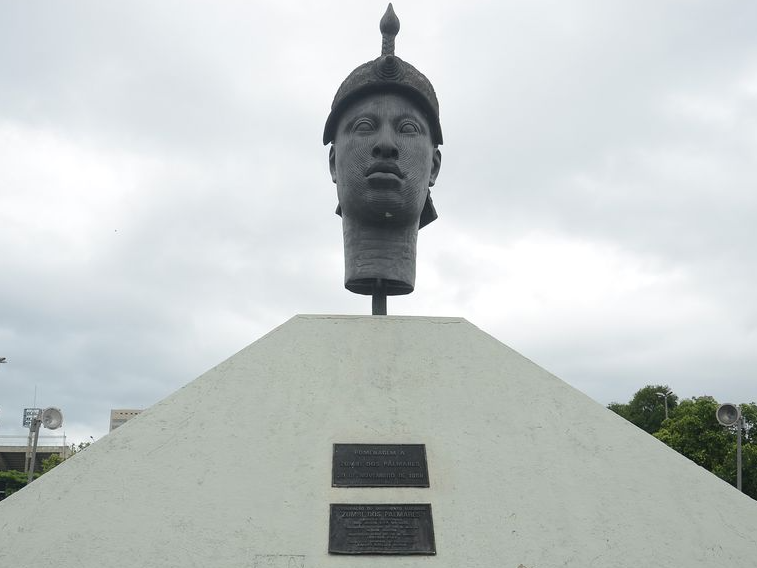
[656,389,673,420]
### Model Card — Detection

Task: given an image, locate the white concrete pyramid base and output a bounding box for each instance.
[1,315,756,567]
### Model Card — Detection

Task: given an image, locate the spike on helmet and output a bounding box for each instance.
[323,3,443,146]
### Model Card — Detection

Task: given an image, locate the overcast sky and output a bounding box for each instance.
[1,0,755,445]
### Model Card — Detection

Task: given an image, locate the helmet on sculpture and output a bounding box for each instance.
[324,4,442,229]
[323,3,443,147]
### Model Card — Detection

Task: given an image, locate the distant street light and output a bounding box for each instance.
[716,403,743,492]
[656,389,673,420]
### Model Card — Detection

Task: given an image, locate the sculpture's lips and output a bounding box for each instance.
[366,162,404,178]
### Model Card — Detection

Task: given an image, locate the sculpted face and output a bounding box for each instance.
[330,92,441,226]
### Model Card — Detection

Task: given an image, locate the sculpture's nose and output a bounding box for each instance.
[372,129,399,159]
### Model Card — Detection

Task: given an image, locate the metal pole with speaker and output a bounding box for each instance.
[26,407,64,485]
[716,403,742,492]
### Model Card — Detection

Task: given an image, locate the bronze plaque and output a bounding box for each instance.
[332,443,429,487]
[328,504,436,555]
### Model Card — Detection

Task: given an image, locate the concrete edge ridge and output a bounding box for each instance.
[294,314,469,324]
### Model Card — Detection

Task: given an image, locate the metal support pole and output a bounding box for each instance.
[737,416,743,492]
[24,425,34,473]
[372,279,387,316]
[27,418,41,485]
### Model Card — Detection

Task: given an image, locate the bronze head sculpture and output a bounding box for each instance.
[324,4,442,314]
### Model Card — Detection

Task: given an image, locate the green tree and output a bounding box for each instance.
[611,384,678,434]
[738,402,757,443]
[715,443,757,499]
[654,396,730,471]
[0,470,32,500]
[610,388,756,500]
[654,396,756,500]
[36,439,94,476]
[70,440,93,453]
[41,454,64,473]
[607,402,630,420]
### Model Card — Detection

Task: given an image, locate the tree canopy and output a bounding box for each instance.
[609,386,755,500]
[653,396,730,471]
[0,470,30,499]
[608,384,678,434]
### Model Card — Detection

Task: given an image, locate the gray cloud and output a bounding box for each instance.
[1,1,755,444]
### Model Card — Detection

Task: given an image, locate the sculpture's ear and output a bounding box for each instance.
[429,148,441,187]
[329,145,337,184]
[419,192,438,229]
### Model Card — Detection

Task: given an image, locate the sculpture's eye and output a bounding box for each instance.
[353,119,375,132]
[399,121,420,134]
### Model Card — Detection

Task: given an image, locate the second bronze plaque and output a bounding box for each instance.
[332,443,429,487]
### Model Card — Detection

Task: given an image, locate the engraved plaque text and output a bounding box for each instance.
[328,504,436,555]
[332,443,429,487]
